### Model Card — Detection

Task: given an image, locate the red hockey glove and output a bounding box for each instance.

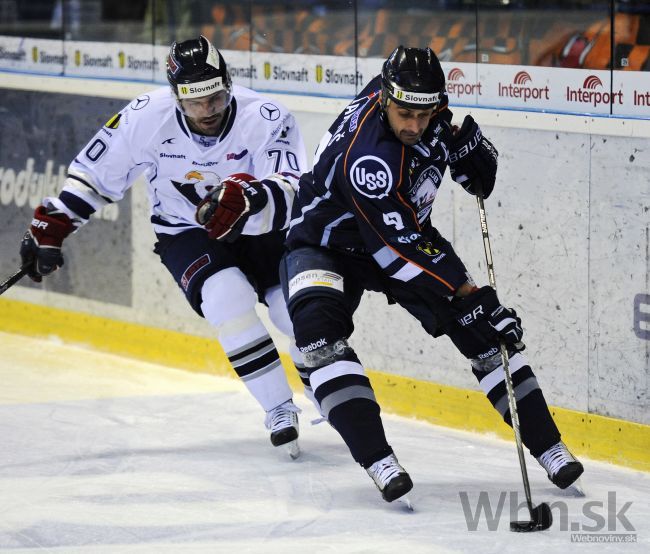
[20,205,75,282]
[196,173,268,241]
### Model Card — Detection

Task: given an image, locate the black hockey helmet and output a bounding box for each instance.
[166,36,232,100]
[381,46,445,111]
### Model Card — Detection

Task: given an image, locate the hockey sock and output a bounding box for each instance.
[308,359,392,465]
[328,398,393,467]
[473,352,560,457]
[219,320,293,412]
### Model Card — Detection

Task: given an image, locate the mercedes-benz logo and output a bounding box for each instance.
[260,103,280,121]
[130,95,150,110]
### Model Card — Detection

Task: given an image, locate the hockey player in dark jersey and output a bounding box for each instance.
[197,46,584,503]
[280,46,584,503]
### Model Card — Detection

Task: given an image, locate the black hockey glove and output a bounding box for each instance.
[454,285,523,345]
[196,173,268,242]
[20,205,75,282]
[449,115,498,199]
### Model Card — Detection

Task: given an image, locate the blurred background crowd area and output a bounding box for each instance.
[2,0,650,70]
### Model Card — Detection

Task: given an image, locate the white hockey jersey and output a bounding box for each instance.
[46,85,307,236]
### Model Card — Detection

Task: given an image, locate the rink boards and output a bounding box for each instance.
[0,73,648,473]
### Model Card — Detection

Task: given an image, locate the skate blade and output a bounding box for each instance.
[286,439,300,460]
[566,477,585,497]
[398,495,414,511]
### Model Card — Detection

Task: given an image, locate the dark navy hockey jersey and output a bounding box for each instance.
[286,76,468,297]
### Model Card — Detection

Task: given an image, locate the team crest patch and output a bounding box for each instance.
[349,155,393,199]
[417,241,446,263]
[181,254,211,291]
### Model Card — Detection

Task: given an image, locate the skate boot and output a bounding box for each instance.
[265,400,300,458]
[537,441,584,489]
[366,453,413,502]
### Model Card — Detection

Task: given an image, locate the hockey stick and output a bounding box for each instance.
[0,266,30,296]
[475,194,552,532]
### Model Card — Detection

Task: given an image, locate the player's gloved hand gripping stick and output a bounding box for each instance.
[3,205,75,295]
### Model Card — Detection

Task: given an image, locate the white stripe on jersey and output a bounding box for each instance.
[373,245,399,268]
[390,261,423,282]
[320,212,354,247]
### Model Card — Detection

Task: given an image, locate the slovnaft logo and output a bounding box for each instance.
[0,45,26,61]
[229,63,257,80]
[263,61,308,82]
[74,49,112,68]
[446,68,482,99]
[32,46,68,65]
[120,52,160,72]
[315,64,363,86]
[32,47,67,65]
[498,71,549,102]
[566,75,623,107]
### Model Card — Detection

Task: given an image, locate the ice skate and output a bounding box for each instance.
[265,400,301,459]
[366,453,414,503]
[537,441,584,490]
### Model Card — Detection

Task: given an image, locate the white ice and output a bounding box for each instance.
[0,331,648,553]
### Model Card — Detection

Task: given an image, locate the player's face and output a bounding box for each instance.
[385,101,435,146]
[180,90,231,135]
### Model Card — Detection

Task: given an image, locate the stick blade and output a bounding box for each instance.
[510,502,553,532]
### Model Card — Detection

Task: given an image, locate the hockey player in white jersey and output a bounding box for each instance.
[19,36,307,457]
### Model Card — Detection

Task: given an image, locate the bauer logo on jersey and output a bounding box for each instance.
[288,270,344,298]
[177,77,224,99]
[349,155,393,199]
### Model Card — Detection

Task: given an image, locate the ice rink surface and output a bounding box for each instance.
[0,331,648,554]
